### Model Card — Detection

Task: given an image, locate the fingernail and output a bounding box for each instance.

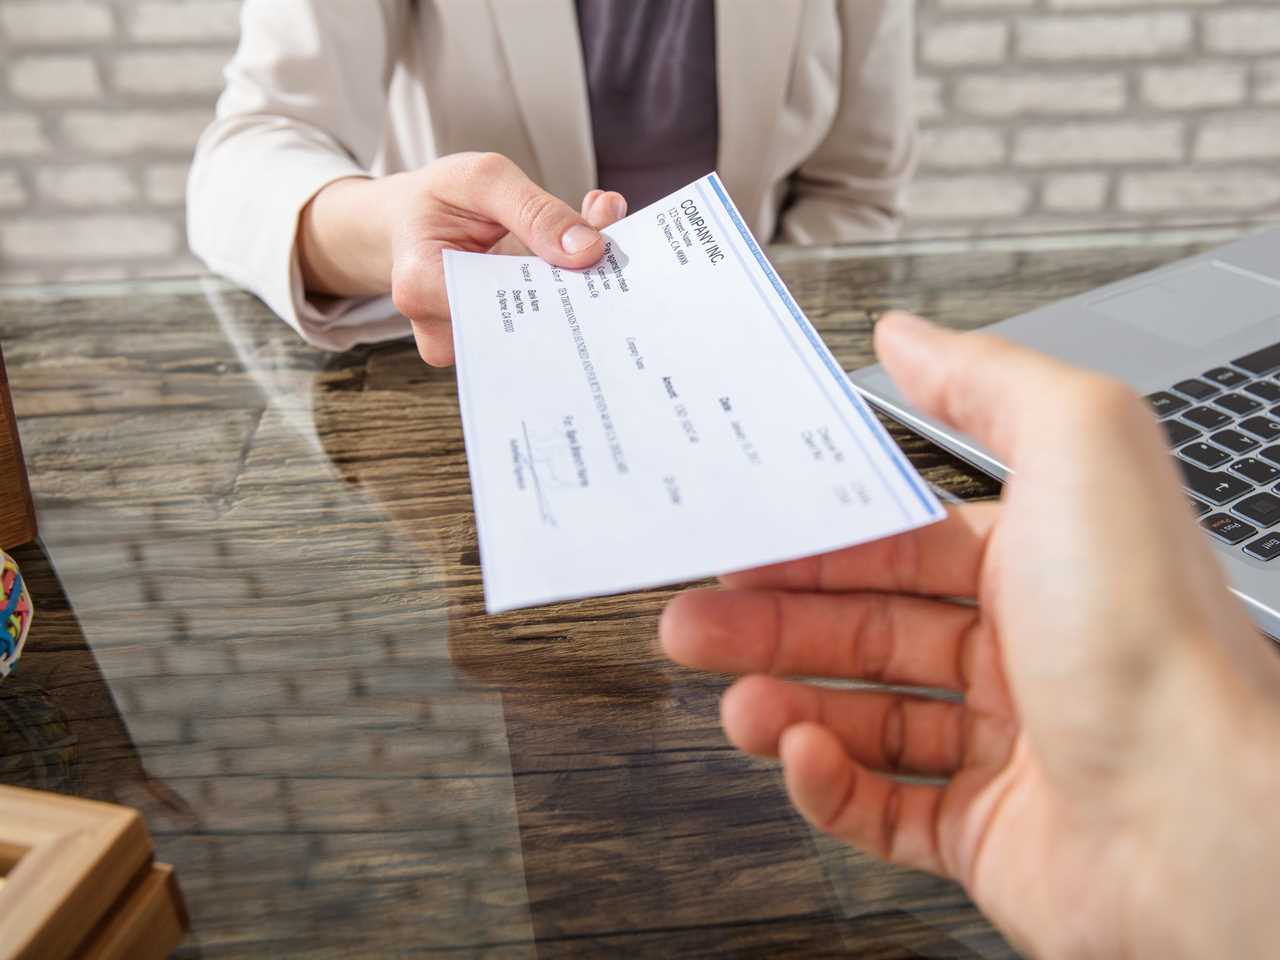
[562,224,600,255]
[610,195,628,220]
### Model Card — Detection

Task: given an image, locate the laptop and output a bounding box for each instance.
[848,228,1280,640]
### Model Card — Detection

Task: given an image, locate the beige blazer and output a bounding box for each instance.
[188,0,917,350]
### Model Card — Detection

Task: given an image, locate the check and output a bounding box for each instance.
[444,173,942,613]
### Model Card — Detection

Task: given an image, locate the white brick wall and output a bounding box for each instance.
[1015,13,1193,61]
[910,0,1280,235]
[0,0,1277,282]
[0,2,115,43]
[0,0,220,280]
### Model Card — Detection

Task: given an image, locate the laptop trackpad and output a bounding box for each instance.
[1092,262,1280,348]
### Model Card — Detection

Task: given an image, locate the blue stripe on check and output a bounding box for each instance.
[704,173,939,519]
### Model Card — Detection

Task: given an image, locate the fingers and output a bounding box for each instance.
[581,190,628,229]
[721,675,971,777]
[410,317,454,367]
[779,722,949,875]
[721,502,997,598]
[662,587,980,691]
[874,312,1154,475]
[391,247,454,366]
[431,152,605,268]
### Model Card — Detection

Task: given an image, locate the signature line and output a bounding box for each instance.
[521,420,557,528]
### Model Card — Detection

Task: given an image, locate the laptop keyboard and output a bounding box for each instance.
[1146,340,1280,563]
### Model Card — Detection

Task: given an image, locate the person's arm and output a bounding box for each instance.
[189,1,625,363]
[777,0,917,244]
[662,313,1280,959]
[187,0,410,349]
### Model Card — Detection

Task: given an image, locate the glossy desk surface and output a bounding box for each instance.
[0,230,1238,957]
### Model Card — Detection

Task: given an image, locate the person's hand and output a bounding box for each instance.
[488,188,628,258]
[298,152,627,366]
[661,312,1280,959]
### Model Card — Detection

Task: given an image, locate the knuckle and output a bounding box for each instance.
[853,594,895,684]
[391,281,424,321]
[516,190,561,236]
[429,151,509,196]
[466,151,510,182]
[391,251,442,322]
[392,283,433,325]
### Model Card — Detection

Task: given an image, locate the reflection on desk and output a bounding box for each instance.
[0,231,1226,957]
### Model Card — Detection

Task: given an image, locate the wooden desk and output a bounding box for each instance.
[0,231,1233,957]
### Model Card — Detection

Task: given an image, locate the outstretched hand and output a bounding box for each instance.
[299,152,627,366]
[661,312,1280,959]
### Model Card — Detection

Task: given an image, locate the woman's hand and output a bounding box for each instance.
[661,313,1280,959]
[298,152,627,366]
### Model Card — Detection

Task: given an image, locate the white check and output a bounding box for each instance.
[444,173,942,613]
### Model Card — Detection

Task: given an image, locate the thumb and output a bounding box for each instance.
[873,311,1113,469]
[432,152,604,268]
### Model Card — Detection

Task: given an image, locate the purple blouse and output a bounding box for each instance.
[575,0,720,211]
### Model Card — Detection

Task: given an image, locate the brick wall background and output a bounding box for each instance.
[911,0,1280,238]
[0,0,1278,284]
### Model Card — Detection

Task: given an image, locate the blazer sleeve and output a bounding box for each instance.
[778,0,917,245]
[187,0,412,350]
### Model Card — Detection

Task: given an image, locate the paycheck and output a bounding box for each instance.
[443,173,942,613]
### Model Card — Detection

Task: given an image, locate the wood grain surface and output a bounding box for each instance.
[0,238,1210,957]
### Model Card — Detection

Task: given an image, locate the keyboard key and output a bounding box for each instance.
[1172,378,1219,400]
[1232,458,1280,484]
[1232,341,1280,376]
[1202,513,1258,544]
[1183,405,1232,430]
[1162,419,1200,447]
[1261,445,1280,467]
[1204,366,1250,388]
[1189,499,1212,517]
[1233,491,1280,527]
[1146,391,1189,417]
[1244,380,1280,403]
[1209,429,1258,455]
[1213,392,1263,416]
[1244,532,1280,561]
[1180,442,1231,469]
[1238,416,1280,442]
[1177,459,1252,504]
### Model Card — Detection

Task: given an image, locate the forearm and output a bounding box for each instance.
[298,174,404,298]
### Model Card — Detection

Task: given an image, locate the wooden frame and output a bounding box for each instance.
[0,787,187,959]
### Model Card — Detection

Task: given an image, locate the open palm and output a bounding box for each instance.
[661,313,1280,958]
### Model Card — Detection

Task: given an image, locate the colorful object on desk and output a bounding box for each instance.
[1,549,32,678]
